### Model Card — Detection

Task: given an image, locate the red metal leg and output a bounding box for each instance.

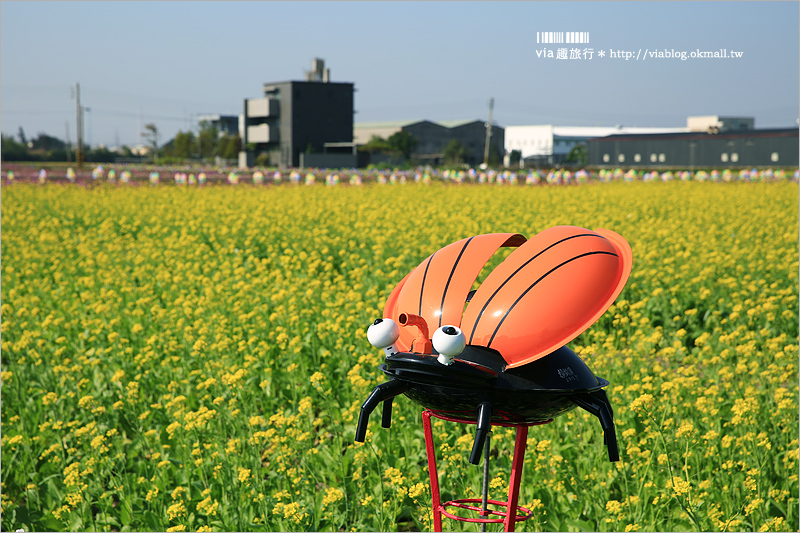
[422,411,443,532]
[503,425,529,532]
[422,411,547,531]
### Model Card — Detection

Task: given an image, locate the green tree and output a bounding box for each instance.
[509,149,522,167]
[255,152,271,167]
[219,134,242,160]
[387,131,418,160]
[443,139,466,166]
[85,146,116,163]
[142,123,159,163]
[198,122,219,159]
[30,133,65,151]
[565,143,588,166]
[117,145,134,158]
[359,135,392,154]
[172,131,196,159]
[1,134,30,161]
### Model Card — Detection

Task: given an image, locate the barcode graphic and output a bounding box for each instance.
[536,32,590,44]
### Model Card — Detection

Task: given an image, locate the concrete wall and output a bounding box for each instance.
[299,153,357,169]
[588,129,798,168]
[505,125,555,159]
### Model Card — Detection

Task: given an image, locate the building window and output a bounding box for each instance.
[618,154,625,163]
[603,154,610,163]
[650,153,657,162]
[658,153,666,163]
[730,153,739,163]
[634,153,641,162]
[771,152,780,162]
[721,153,729,162]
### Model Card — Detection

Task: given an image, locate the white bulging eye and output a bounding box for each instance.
[367,318,400,356]
[432,325,466,365]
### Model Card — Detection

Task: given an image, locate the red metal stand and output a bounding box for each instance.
[422,410,552,532]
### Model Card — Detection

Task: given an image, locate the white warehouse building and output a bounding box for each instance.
[505,124,687,166]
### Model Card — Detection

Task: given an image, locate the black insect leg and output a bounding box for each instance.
[572,389,620,462]
[355,380,410,442]
[469,401,493,465]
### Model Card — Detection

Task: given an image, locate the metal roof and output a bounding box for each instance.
[589,127,799,142]
[354,120,425,129]
[437,119,483,128]
[355,119,491,130]
[553,126,685,138]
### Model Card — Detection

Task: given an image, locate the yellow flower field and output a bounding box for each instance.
[1,180,797,532]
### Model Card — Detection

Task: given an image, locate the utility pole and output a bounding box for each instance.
[482,97,494,167]
[65,121,71,163]
[75,83,84,167]
[85,107,91,148]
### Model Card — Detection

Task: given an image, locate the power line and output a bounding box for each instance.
[87,108,188,122]
[3,110,72,116]
[3,108,189,122]
[81,87,238,110]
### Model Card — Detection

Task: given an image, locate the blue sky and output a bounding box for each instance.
[1,1,798,147]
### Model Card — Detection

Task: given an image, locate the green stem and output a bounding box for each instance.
[648,406,703,531]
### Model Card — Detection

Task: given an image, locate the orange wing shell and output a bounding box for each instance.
[383,227,632,368]
[461,226,632,368]
[383,233,526,353]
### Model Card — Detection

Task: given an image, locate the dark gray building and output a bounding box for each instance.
[587,128,798,168]
[354,119,504,166]
[197,114,239,137]
[446,120,505,166]
[242,60,354,167]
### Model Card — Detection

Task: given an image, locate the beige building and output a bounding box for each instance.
[686,115,754,133]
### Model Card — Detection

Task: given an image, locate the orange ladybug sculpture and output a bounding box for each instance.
[355,226,632,464]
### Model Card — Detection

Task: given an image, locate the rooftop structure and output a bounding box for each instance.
[242,59,354,167]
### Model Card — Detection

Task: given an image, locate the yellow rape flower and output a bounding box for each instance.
[671,476,691,496]
[166,421,181,438]
[42,392,58,405]
[322,486,344,507]
[606,499,623,515]
[384,466,404,485]
[197,496,219,516]
[167,501,187,520]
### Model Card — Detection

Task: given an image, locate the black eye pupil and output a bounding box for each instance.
[373,319,383,325]
[443,326,457,335]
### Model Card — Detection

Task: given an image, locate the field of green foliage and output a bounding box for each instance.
[2,180,797,531]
